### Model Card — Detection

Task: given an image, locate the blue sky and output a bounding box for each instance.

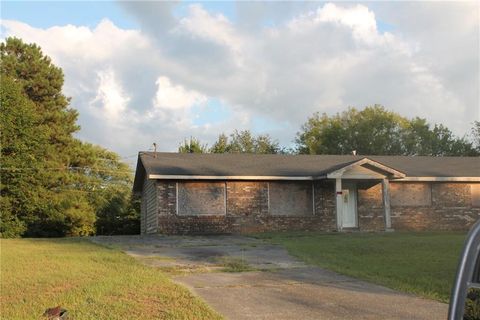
[1,1,478,160]
[2,1,239,29]
[2,1,137,29]
[1,0,259,138]
[3,1,393,32]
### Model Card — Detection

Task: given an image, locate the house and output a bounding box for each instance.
[133,152,480,235]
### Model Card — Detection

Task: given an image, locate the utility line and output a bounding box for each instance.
[48,188,132,194]
[96,154,138,161]
[0,166,135,173]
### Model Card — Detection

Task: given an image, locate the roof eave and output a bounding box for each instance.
[132,153,148,194]
[394,177,480,182]
[147,174,314,181]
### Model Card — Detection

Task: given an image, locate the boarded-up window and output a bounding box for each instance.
[472,184,480,207]
[178,182,226,215]
[269,182,313,216]
[432,183,470,207]
[390,183,431,207]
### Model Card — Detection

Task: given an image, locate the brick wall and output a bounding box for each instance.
[146,179,480,234]
[154,180,337,235]
[158,216,235,235]
[391,182,480,231]
[157,216,338,235]
[226,182,268,216]
[357,183,385,231]
[314,181,337,230]
[352,182,480,232]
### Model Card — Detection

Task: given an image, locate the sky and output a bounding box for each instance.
[1,1,479,165]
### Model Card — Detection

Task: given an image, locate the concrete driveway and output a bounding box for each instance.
[92,235,448,320]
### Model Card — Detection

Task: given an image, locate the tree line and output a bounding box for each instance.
[179,107,480,156]
[1,37,478,238]
[1,38,138,237]
[178,130,284,154]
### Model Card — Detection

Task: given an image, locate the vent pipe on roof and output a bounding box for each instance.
[153,143,157,158]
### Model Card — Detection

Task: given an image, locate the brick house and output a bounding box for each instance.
[133,152,480,235]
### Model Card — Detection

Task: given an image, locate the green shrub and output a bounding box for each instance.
[0,208,26,238]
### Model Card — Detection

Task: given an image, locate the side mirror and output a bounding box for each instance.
[448,220,480,320]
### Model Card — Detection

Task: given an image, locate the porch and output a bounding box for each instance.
[317,158,405,232]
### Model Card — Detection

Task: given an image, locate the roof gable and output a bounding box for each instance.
[324,158,406,179]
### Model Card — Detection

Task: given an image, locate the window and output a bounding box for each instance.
[269,181,313,216]
[390,183,431,207]
[177,182,226,215]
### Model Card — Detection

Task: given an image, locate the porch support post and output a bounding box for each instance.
[382,178,392,231]
[335,178,343,231]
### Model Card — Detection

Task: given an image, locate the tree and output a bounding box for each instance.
[427,124,476,156]
[296,105,478,156]
[1,37,79,154]
[296,106,408,155]
[1,37,136,237]
[209,133,229,153]
[0,76,42,237]
[95,192,140,235]
[1,37,82,236]
[471,121,480,153]
[73,142,139,235]
[178,137,209,153]
[178,131,281,154]
[210,130,280,154]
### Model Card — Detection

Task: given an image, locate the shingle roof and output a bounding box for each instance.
[133,152,479,192]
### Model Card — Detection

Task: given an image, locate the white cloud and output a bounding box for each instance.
[152,76,207,111]
[147,75,209,129]
[1,2,478,159]
[177,5,243,55]
[289,3,378,43]
[90,69,130,123]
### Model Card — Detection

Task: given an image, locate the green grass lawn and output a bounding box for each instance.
[0,238,222,320]
[257,231,466,302]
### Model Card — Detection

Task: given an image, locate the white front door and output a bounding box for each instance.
[341,185,357,228]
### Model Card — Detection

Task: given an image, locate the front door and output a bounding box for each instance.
[342,184,357,228]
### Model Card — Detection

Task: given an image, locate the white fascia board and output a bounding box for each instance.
[148,175,479,182]
[326,174,388,180]
[148,174,314,181]
[394,177,480,182]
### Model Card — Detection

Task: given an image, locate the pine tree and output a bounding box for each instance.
[1,37,137,237]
